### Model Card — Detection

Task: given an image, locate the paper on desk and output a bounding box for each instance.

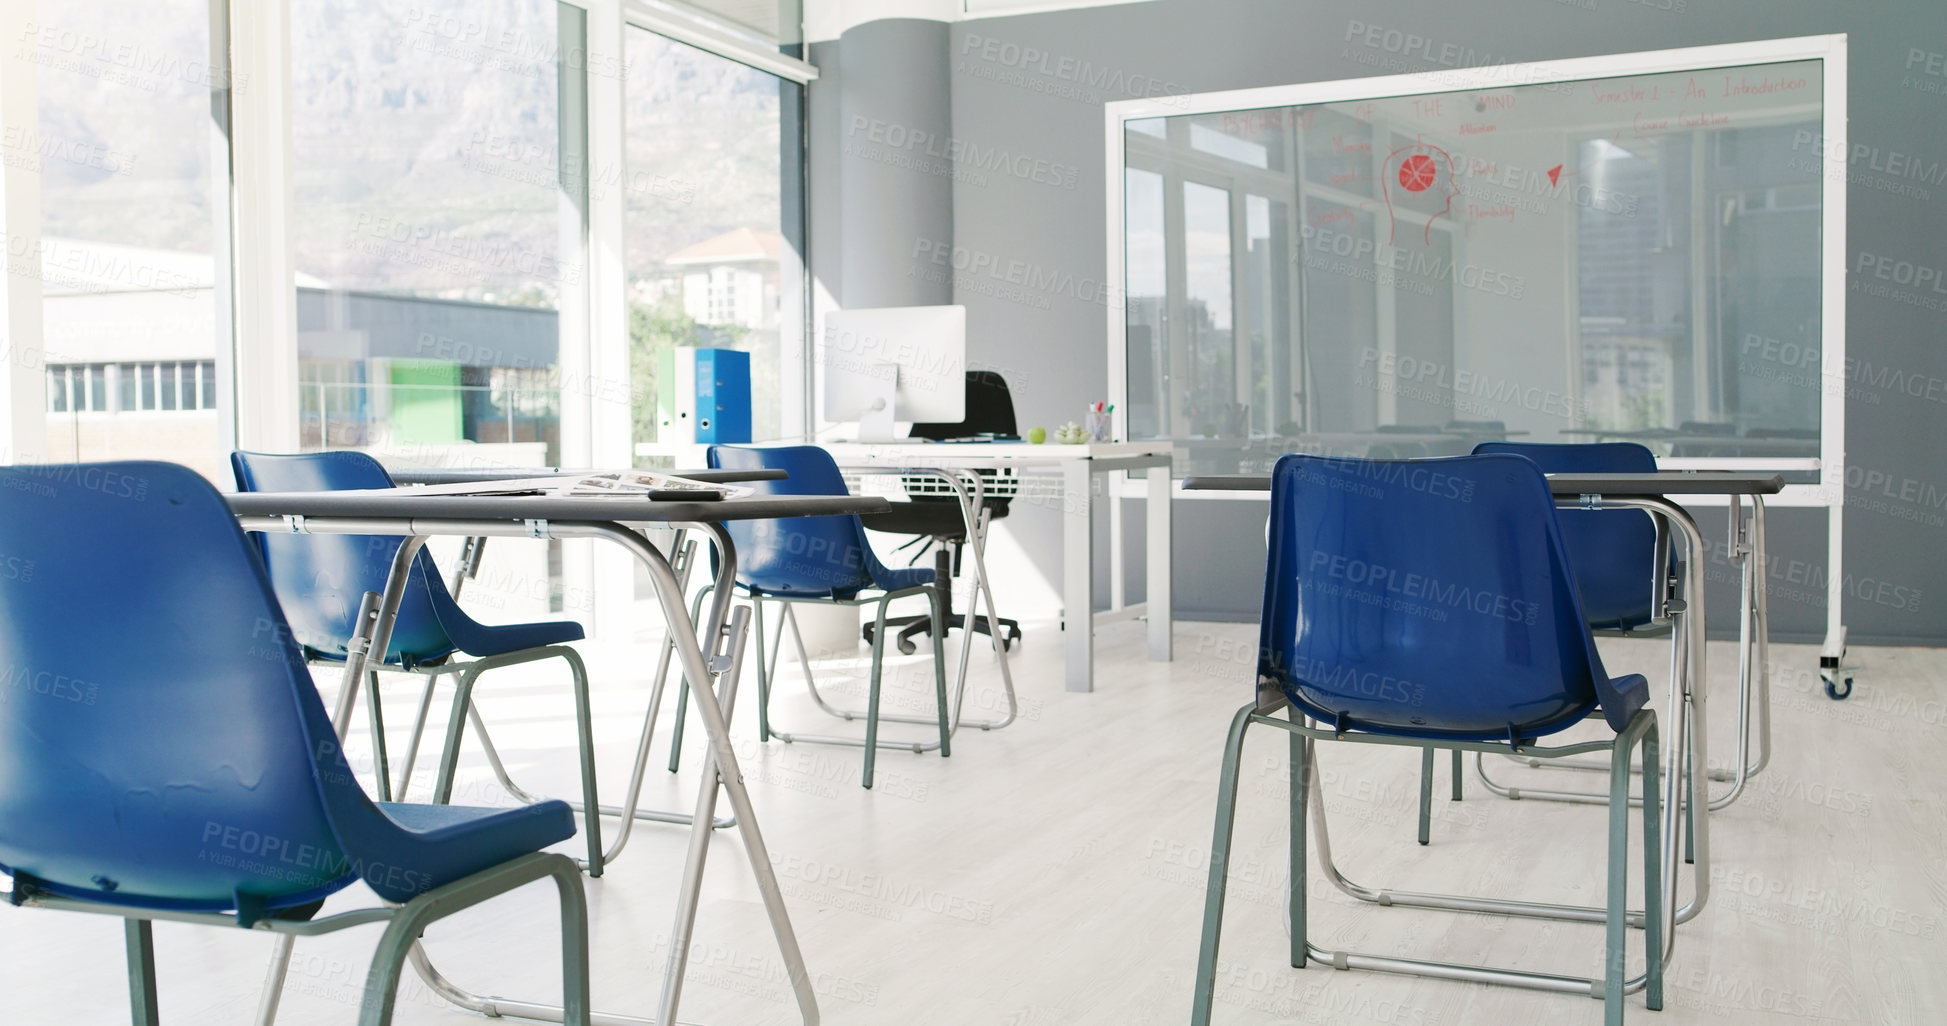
[398,470,752,499]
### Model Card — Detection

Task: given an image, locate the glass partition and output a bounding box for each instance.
[1119,57,1830,476]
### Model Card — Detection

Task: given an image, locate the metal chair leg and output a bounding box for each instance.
[406,651,606,871]
[862,595,891,788]
[255,931,296,1026]
[1288,708,1308,969]
[930,581,950,757]
[754,596,773,743]
[1451,747,1463,801]
[366,670,392,801]
[125,918,159,1026]
[666,584,712,773]
[395,667,453,795]
[432,665,483,804]
[1191,703,1257,1026]
[359,855,590,1026]
[1684,741,1697,866]
[1417,747,1435,846]
[1605,727,1633,1022]
[1641,725,1665,1012]
[560,647,604,876]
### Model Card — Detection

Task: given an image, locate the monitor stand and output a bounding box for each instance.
[857,365,898,442]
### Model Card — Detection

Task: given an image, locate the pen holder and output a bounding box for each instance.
[1086,408,1112,443]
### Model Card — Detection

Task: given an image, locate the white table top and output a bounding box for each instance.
[635,439,1174,464]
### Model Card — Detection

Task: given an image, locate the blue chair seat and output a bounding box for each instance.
[369,800,577,898]
[434,613,585,660]
[860,563,935,595]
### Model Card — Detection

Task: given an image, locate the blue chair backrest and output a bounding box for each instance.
[707,446,893,598]
[1257,453,1630,741]
[0,461,360,913]
[1473,441,1659,630]
[231,451,458,665]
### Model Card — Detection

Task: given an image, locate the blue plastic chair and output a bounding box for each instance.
[667,445,948,789]
[0,460,588,1026]
[1457,441,1684,807]
[1474,441,1669,632]
[1191,454,1662,1026]
[231,451,605,873]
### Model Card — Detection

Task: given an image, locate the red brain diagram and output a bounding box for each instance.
[1397,153,1438,193]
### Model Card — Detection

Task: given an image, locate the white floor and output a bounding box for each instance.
[2,611,1942,1025]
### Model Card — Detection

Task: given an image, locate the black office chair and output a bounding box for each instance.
[1366,423,1434,459]
[1443,419,1508,440]
[861,370,1023,655]
[1669,420,1739,458]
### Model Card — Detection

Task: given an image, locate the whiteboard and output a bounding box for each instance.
[1103,34,1847,653]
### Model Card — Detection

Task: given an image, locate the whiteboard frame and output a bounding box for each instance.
[1104,33,1847,648]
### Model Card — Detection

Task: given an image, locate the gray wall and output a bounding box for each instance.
[812,0,1947,645]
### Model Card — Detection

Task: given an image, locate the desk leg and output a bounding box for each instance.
[1146,464,1172,662]
[1063,462,1095,693]
[257,537,427,1026]
[1655,498,1711,933]
[381,524,815,1026]
[1750,498,1771,774]
[630,523,818,1026]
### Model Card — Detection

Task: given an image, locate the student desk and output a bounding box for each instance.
[226,486,882,1026]
[640,440,1179,693]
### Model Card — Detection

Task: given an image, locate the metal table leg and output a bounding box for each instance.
[1147,461,1172,662]
[806,468,1018,735]
[1462,497,1710,942]
[1704,494,1770,807]
[397,521,817,1025]
[1062,461,1094,692]
[455,531,737,846]
[256,537,427,1026]
[256,520,818,1026]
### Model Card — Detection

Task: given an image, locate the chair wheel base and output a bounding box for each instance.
[1822,673,1853,700]
[863,612,1023,654]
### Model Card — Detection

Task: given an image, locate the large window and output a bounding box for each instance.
[1116,47,1836,478]
[32,0,232,483]
[26,2,811,476]
[625,27,805,447]
[290,0,584,463]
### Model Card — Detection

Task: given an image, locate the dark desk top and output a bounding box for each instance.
[224,489,888,524]
[387,467,785,486]
[1181,471,1785,496]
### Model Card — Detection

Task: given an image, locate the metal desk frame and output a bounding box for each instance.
[378,467,785,843]
[227,489,885,1026]
[639,440,1178,693]
[822,441,1175,694]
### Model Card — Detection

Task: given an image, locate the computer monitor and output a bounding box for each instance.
[821,305,966,441]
